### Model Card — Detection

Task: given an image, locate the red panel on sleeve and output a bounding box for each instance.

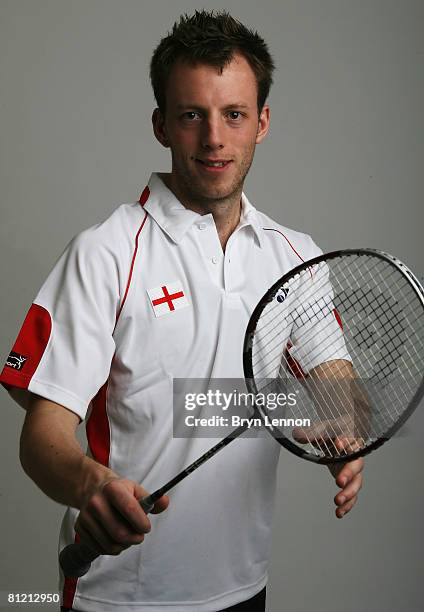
[0,303,52,390]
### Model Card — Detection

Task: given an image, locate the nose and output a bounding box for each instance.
[200,115,224,150]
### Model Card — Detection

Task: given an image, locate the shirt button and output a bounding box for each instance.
[198,223,207,230]
[211,256,218,264]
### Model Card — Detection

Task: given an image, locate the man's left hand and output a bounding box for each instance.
[328,452,364,519]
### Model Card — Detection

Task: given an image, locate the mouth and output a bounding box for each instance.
[195,158,233,173]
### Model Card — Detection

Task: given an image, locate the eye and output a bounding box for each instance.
[182,111,201,121]
[227,111,243,120]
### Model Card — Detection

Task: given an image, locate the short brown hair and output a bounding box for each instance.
[150,10,275,115]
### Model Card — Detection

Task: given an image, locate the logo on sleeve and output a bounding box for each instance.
[5,351,28,371]
[147,281,190,318]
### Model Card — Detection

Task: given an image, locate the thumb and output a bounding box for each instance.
[151,495,170,514]
[133,483,170,515]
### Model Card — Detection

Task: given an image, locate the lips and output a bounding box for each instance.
[195,159,233,172]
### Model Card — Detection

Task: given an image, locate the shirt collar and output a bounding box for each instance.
[141,172,264,247]
[239,191,265,248]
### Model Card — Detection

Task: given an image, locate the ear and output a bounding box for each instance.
[152,108,170,148]
[256,104,270,144]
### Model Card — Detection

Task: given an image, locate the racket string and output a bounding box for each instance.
[254,269,373,455]
[249,252,424,460]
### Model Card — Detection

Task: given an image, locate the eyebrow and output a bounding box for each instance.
[176,103,250,111]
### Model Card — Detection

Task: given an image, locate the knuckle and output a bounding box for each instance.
[115,528,130,543]
[346,496,357,510]
[86,494,103,514]
[103,477,122,491]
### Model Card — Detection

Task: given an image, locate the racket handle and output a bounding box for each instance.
[59,495,155,577]
[59,542,98,578]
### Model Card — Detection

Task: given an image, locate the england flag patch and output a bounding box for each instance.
[147,281,190,318]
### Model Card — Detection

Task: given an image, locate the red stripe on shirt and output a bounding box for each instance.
[62,533,81,608]
[263,228,306,263]
[115,210,148,326]
[87,191,150,465]
[285,340,308,380]
[86,380,111,466]
[138,185,150,206]
[62,575,79,608]
[0,303,52,390]
[333,308,343,330]
[263,228,313,278]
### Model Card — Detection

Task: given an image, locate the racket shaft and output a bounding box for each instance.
[144,422,249,502]
[60,423,249,577]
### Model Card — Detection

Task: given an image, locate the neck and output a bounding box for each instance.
[159,172,242,250]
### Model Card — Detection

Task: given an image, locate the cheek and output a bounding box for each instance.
[239,133,258,156]
[171,131,198,156]
[236,125,259,147]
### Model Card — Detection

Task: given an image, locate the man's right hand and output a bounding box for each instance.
[19,393,169,557]
[76,477,169,555]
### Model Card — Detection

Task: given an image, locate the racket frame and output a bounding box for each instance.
[243,248,424,464]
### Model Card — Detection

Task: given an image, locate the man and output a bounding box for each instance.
[0,10,363,612]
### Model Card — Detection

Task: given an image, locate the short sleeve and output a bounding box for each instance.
[287,242,351,374]
[0,229,120,419]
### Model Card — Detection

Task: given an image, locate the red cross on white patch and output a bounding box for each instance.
[147,281,189,317]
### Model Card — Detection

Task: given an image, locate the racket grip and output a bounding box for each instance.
[59,494,155,577]
[59,542,99,578]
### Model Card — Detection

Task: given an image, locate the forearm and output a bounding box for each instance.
[19,395,117,509]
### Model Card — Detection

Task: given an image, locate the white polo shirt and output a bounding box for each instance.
[1,173,325,612]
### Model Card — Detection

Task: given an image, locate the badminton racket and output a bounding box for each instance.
[60,248,424,577]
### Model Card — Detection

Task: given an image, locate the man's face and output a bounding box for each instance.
[153,52,270,207]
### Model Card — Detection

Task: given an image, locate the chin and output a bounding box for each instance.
[197,175,240,195]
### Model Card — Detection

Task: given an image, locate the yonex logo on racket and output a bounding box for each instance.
[276,287,289,303]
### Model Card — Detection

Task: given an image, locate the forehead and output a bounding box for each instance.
[165,52,258,108]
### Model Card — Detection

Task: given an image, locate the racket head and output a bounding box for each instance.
[243,248,424,464]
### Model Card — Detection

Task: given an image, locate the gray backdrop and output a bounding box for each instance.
[1,1,423,611]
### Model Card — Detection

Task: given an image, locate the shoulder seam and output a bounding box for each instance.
[114,210,149,327]
[262,227,306,264]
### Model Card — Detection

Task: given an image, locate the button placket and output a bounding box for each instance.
[193,219,225,289]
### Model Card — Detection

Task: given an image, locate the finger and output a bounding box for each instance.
[334,473,363,506]
[103,480,152,533]
[336,458,364,487]
[293,427,340,459]
[150,495,170,514]
[335,436,364,454]
[88,494,149,544]
[335,495,358,519]
[134,486,169,515]
[293,423,335,444]
[76,514,139,555]
[293,428,361,462]
[85,483,149,537]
